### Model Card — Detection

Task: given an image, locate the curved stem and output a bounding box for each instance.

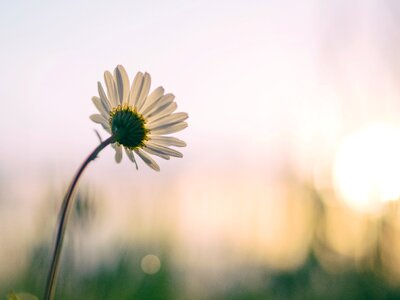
[44,135,115,300]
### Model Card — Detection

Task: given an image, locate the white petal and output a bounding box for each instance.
[114,144,123,163]
[146,142,183,158]
[135,72,151,112]
[142,147,170,160]
[143,94,175,118]
[129,72,143,106]
[142,143,170,160]
[97,82,111,110]
[139,86,164,114]
[147,102,177,123]
[102,123,111,133]
[149,117,188,131]
[150,122,188,135]
[141,97,163,117]
[134,148,160,171]
[149,112,189,128]
[90,114,109,127]
[92,96,109,119]
[104,71,118,106]
[149,136,186,147]
[125,148,138,169]
[114,65,130,105]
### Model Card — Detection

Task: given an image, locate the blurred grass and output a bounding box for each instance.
[4,243,400,300]
[220,255,400,300]
[4,244,175,300]
[3,187,400,299]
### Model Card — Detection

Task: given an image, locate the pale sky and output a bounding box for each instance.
[0,0,320,170]
[0,0,399,192]
[1,0,398,173]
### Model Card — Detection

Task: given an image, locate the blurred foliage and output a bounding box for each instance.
[220,255,400,300]
[3,187,400,299]
[2,244,174,300]
[7,292,38,300]
[3,243,400,300]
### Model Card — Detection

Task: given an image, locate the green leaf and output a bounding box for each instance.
[7,292,38,300]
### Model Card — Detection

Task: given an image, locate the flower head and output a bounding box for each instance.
[90,65,188,171]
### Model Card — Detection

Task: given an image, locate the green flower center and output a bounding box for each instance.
[110,106,149,149]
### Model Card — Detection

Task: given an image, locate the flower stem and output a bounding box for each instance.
[44,135,115,300]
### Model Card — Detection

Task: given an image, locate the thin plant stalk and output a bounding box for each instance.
[44,135,115,300]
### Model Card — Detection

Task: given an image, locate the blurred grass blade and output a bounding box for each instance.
[7,292,38,300]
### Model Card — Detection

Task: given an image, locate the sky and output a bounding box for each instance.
[0,0,322,169]
[0,0,399,174]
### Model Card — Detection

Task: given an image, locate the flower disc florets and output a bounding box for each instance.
[110,105,149,149]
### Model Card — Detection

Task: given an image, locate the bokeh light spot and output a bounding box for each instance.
[140,254,161,275]
[333,123,400,212]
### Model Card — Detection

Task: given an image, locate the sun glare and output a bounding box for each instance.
[333,123,400,212]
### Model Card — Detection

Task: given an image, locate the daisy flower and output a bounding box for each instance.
[44,65,188,300]
[90,65,188,171]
